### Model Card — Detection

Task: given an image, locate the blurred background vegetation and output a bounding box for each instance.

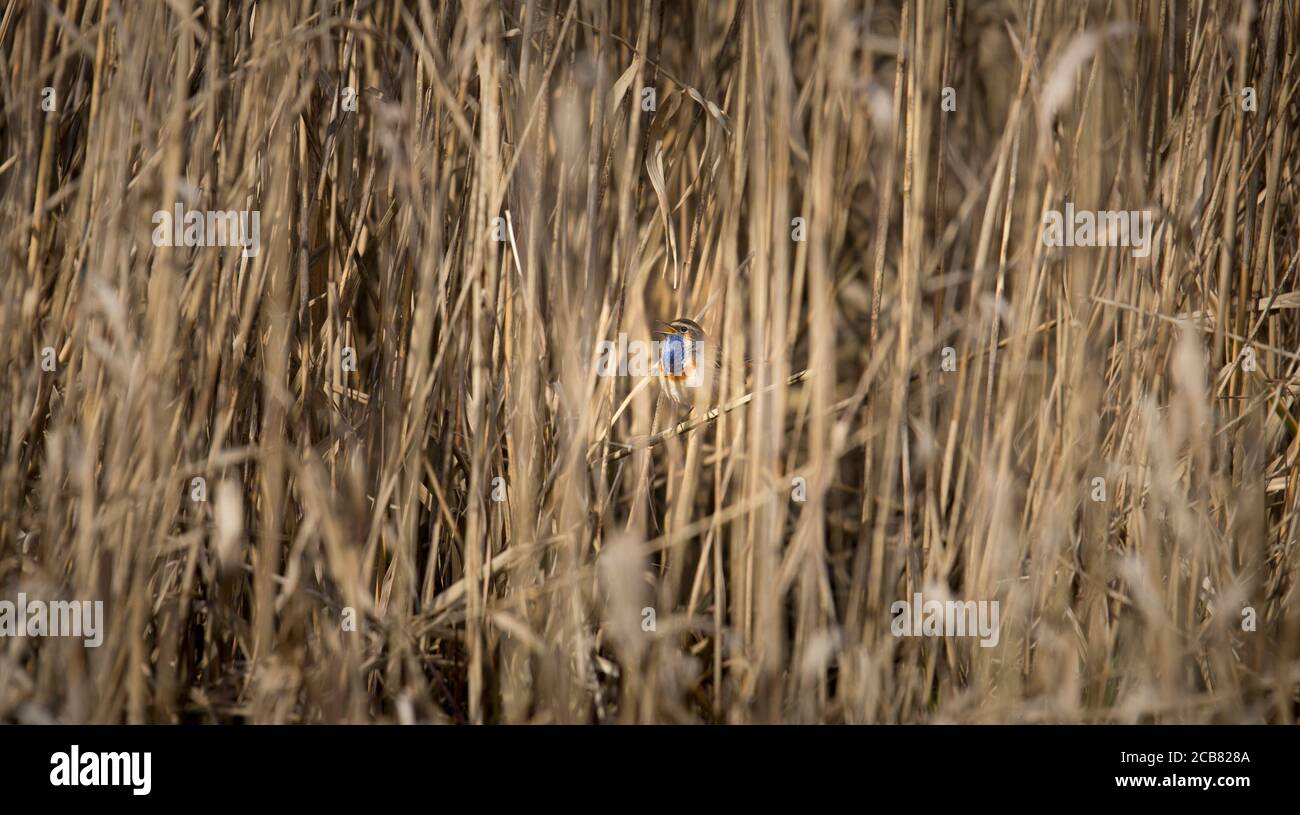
[1,0,1297,723]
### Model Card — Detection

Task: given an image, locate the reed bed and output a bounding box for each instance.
[1,0,1298,723]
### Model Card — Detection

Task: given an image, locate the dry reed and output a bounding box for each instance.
[1,0,1298,724]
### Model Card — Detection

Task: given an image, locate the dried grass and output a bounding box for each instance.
[1,0,1297,723]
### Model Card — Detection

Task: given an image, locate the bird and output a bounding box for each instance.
[653,317,718,417]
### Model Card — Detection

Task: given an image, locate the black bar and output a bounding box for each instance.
[1,725,1283,803]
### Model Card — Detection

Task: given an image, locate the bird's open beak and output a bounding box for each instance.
[653,320,676,336]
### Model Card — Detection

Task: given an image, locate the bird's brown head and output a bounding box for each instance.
[655,317,705,341]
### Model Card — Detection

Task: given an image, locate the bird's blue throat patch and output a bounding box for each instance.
[660,334,689,376]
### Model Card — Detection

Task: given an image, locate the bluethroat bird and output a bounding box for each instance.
[653,318,718,417]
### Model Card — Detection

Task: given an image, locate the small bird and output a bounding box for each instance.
[653,317,717,417]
